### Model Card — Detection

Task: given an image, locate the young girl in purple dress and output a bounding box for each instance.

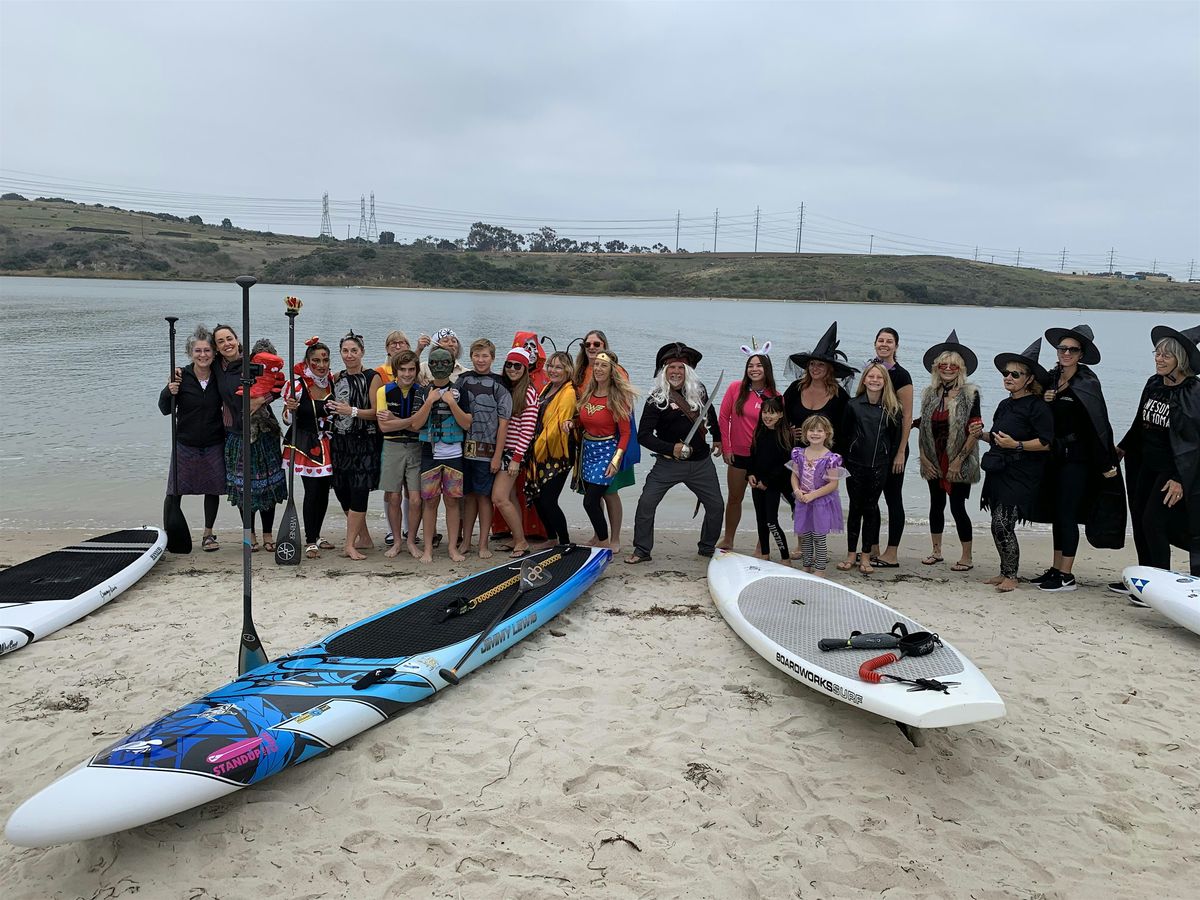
[789,415,845,575]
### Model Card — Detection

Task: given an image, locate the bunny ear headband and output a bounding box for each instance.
[740,338,772,356]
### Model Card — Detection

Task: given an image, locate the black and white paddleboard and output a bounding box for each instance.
[0,528,166,657]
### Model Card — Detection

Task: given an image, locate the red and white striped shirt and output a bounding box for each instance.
[505,385,540,463]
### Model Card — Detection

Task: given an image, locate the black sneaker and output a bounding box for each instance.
[1127,594,1150,608]
[1030,567,1058,585]
[1107,581,1130,595]
[1039,572,1077,592]
[385,531,395,546]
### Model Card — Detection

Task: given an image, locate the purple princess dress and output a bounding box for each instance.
[790,448,845,536]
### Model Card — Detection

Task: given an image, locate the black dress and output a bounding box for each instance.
[330,370,381,494]
[980,394,1054,520]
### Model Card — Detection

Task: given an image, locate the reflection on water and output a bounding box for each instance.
[0,276,1191,534]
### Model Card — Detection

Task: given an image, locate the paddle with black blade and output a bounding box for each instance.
[438,558,549,685]
[163,316,192,553]
[274,295,303,566]
[235,274,269,675]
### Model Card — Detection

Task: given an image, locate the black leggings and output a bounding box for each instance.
[990,504,1021,579]
[533,470,571,545]
[751,486,790,560]
[927,479,972,542]
[236,506,276,536]
[582,480,610,542]
[202,495,219,529]
[847,464,887,554]
[334,484,371,515]
[302,475,332,543]
[1052,461,1087,558]
[881,449,907,547]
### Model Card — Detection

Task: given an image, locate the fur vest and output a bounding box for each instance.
[918,382,981,484]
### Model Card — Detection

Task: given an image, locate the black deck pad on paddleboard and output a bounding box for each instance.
[0,529,160,604]
[325,545,587,660]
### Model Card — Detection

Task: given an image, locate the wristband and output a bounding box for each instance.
[351,407,359,419]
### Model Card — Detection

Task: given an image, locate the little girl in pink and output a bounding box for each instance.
[789,414,845,575]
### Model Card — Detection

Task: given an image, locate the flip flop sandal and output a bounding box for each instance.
[509,547,531,559]
[951,562,974,572]
[869,557,899,568]
[202,535,219,552]
[305,544,321,559]
[624,553,653,564]
[263,540,276,553]
[921,555,943,566]
[317,538,335,550]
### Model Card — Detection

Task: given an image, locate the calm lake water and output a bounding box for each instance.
[0,276,1193,538]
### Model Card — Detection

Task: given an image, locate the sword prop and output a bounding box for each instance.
[680,369,725,517]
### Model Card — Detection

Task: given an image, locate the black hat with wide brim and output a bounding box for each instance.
[922,329,979,374]
[655,341,702,373]
[787,322,857,380]
[994,338,1049,387]
[1044,323,1101,366]
[1150,324,1200,374]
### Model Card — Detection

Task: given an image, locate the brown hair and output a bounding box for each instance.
[390,349,419,375]
[470,338,496,357]
[735,353,778,416]
[798,414,835,448]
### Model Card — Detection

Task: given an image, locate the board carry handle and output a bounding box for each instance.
[818,632,901,652]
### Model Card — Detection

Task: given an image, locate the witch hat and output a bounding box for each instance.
[922,329,979,374]
[787,322,857,380]
[994,338,1049,387]
[1044,323,1100,365]
[1150,324,1200,374]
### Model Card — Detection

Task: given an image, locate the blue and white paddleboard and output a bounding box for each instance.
[6,545,610,846]
[1123,565,1200,635]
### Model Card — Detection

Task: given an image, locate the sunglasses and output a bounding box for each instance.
[1002,370,1026,379]
[584,341,605,349]
[503,361,525,369]
[936,363,960,371]
[1056,345,1082,355]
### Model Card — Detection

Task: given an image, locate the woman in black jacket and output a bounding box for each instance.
[159,324,225,551]
[1118,324,1200,591]
[1034,324,1120,593]
[978,339,1054,592]
[838,363,902,575]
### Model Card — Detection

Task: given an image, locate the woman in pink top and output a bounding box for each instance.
[718,351,780,549]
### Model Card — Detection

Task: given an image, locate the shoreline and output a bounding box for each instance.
[3,527,1196,897]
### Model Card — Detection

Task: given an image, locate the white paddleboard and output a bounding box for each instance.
[1123,566,1200,635]
[0,528,166,656]
[708,551,1005,730]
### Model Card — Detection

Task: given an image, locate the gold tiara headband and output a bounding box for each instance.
[594,352,612,363]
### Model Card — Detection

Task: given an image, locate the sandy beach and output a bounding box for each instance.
[1,525,1196,900]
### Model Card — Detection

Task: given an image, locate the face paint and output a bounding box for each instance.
[428,347,455,380]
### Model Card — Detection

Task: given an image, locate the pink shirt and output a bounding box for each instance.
[718,382,780,457]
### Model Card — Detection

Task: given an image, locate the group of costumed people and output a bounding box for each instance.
[161,314,1200,597]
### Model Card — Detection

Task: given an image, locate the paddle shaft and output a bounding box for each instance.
[439,564,535,684]
[235,275,267,674]
[285,309,297,499]
[274,303,302,566]
[166,317,180,495]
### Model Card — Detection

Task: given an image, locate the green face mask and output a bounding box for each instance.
[428,348,454,380]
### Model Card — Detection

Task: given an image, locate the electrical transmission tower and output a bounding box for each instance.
[320,192,333,237]
[367,192,378,242]
[358,196,368,240]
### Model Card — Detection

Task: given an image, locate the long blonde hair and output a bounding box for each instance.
[857,362,901,422]
[577,355,637,420]
[926,351,968,393]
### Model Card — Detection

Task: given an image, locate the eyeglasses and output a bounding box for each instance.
[1154,349,1175,359]
[386,340,407,348]
[936,363,960,371]
[1002,370,1026,379]
[1056,345,1082,355]
[584,341,605,349]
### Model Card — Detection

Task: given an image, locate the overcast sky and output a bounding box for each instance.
[2,0,1197,276]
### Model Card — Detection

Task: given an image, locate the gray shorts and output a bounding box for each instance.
[380,440,421,494]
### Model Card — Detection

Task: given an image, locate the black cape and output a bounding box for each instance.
[1120,375,1200,566]
[1036,366,1127,549]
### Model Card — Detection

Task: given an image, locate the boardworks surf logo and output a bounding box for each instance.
[775,652,863,705]
[1130,578,1149,594]
[207,732,278,776]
